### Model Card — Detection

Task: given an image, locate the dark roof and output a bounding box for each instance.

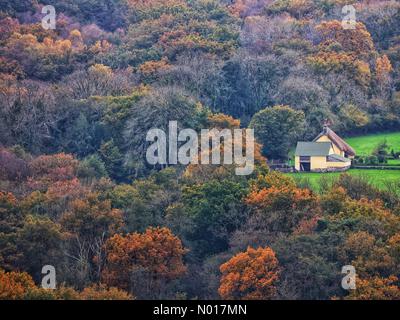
[313,127,356,156]
[295,142,332,156]
[327,154,351,163]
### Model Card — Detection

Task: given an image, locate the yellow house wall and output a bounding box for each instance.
[295,155,350,171]
[295,156,300,171]
[311,156,327,170]
[315,135,344,156]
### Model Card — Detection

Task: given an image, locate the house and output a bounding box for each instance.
[294,125,355,172]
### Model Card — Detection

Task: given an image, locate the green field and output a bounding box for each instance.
[287,169,400,191]
[346,132,400,156]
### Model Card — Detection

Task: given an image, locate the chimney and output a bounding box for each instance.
[322,119,331,133]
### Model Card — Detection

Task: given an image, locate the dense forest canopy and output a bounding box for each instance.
[1,0,400,300]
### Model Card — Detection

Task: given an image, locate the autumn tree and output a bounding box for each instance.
[0,269,36,300]
[315,20,374,57]
[137,58,171,84]
[3,32,76,80]
[244,172,319,239]
[108,0,238,68]
[182,112,266,184]
[0,269,132,300]
[0,0,400,302]
[219,246,280,300]
[267,0,320,18]
[331,197,400,240]
[79,284,133,300]
[375,55,393,97]
[102,227,187,299]
[28,153,79,191]
[338,231,395,278]
[343,275,400,300]
[61,192,124,286]
[388,233,400,266]
[308,20,376,89]
[1,192,66,283]
[376,55,393,83]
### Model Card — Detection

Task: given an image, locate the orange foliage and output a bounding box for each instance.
[309,20,375,87]
[335,197,400,236]
[208,113,241,130]
[0,269,36,300]
[344,275,400,300]
[320,186,348,214]
[0,269,133,300]
[23,178,89,217]
[28,153,79,191]
[293,215,320,235]
[79,284,134,300]
[315,20,374,56]
[102,227,187,291]
[7,33,73,55]
[376,55,392,83]
[61,193,124,239]
[0,57,24,77]
[250,171,296,191]
[89,40,112,55]
[0,17,20,44]
[307,51,371,86]
[157,25,231,58]
[138,58,171,81]
[246,184,316,211]
[183,113,266,182]
[343,231,376,258]
[388,233,400,267]
[388,233,400,251]
[219,246,280,300]
[0,191,17,208]
[45,178,87,201]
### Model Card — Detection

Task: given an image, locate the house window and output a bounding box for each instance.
[299,156,310,162]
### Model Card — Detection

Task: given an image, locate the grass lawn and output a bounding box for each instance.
[345,132,400,156]
[287,169,400,191]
